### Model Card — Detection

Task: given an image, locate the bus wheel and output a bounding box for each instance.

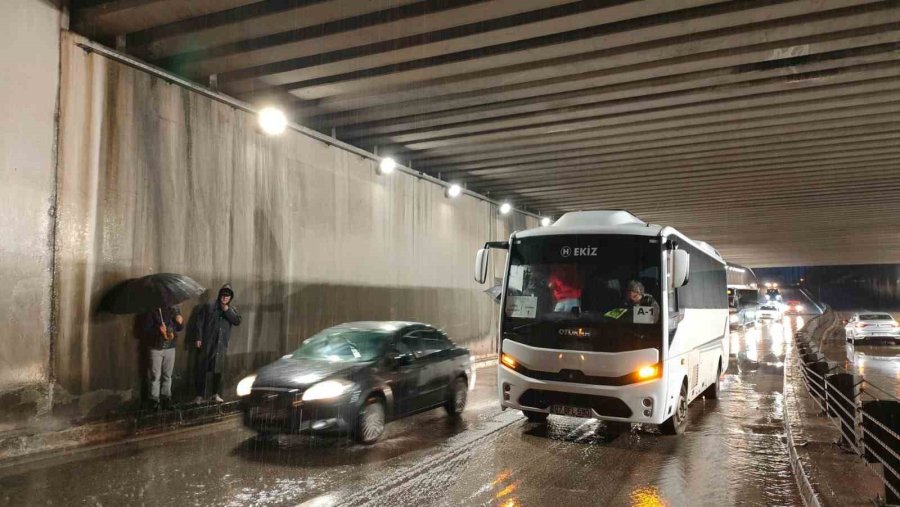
[703,364,722,399]
[523,410,549,423]
[660,382,688,435]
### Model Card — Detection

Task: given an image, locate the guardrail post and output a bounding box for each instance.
[861,400,900,504]
[825,373,860,448]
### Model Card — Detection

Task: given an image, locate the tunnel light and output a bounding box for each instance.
[258,107,287,135]
[499,202,512,214]
[378,157,396,175]
[445,184,462,198]
[540,217,552,227]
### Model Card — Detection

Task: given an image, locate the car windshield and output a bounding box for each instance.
[292,328,389,362]
[502,234,662,352]
[860,314,893,321]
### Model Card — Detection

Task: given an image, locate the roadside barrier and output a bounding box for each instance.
[795,311,900,504]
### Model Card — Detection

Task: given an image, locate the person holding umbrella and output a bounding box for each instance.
[144,306,184,410]
[99,273,206,409]
[192,284,242,404]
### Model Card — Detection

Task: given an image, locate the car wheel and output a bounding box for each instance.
[703,364,722,399]
[660,382,688,435]
[445,377,468,416]
[355,397,386,445]
[523,410,549,423]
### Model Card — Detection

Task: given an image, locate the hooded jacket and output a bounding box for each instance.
[193,284,242,373]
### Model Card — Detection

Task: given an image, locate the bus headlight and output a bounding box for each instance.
[236,374,256,397]
[636,365,660,380]
[500,353,517,370]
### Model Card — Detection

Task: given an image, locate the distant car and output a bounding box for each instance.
[845,313,900,344]
[757,304,783,320]
[785,300,805,315]
[238,321,474,444]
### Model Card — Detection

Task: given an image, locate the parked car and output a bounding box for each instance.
[844,313,900,344]
[785,300,805,315]
[757,304,783,320]
[238,321,474,444]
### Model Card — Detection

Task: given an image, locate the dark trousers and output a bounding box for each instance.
[195,371,223,398]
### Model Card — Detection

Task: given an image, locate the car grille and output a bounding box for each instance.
[518,389,632,418]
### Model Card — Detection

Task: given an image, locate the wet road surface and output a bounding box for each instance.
[821,311,900,400]
[1,322,803,506]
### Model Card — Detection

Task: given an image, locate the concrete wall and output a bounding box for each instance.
[0,0,62,430]
[52,32,534,420]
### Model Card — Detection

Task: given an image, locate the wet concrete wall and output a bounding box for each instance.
[52,32,534,420]
[0,0,61,430]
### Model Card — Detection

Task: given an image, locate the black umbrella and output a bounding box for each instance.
[100,273,205,314]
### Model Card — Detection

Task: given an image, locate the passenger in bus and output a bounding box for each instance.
[548,264,582,312]
[604,280,660,324]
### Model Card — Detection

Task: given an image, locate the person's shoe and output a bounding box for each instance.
[192,396,205,405]
[148,399,160,411]
[211,394,224,403]
[160,397,171,410]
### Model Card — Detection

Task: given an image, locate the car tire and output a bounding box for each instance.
[523,410,549,423]
[660,382,688,435]
[703,364,722,400]
[445,377,468,416]
[355,397,386,445]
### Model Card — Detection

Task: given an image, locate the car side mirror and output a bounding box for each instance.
[474,248,489,284]
[389,353,414,367]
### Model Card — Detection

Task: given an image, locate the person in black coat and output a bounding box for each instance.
[192,284,241,403]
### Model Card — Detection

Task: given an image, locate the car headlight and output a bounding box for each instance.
[236,374,256,397]
[302,380,350,401]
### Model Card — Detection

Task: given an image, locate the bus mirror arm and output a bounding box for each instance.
[474,241,509,284]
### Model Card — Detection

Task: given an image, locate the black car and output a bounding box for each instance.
[238,321,474,444]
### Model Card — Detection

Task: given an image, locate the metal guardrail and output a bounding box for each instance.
[795,312,900,505]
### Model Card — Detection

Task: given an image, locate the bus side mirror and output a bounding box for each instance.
[672,250,690,288]
[474,248,490,284]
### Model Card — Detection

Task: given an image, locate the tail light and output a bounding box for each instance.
[856,323,869,328]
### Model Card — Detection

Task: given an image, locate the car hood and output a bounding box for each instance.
[252,357,367,389]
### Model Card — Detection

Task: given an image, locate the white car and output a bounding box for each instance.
[845,313,900,344]
[757,304,783,320]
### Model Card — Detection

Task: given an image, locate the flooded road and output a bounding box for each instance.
[821,311,900,400]
[1,322,803,506]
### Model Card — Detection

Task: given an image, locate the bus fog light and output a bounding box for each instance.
[643,409,652,417]
[503,383,511,392]
[503,393,510,401]
[642,398,653,408]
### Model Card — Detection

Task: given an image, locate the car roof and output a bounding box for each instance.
[329,321,433,332]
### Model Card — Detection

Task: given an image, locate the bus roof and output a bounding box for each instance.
[514,210,726,264]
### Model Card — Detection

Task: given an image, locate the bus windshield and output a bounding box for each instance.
[502,234,662,353]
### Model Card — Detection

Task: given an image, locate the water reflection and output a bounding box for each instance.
[630,485,667,506]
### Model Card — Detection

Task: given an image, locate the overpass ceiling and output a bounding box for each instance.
[72,0,900,268]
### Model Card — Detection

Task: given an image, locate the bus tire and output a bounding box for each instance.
[523,410,549,423]
[703,363,722,399]
[660,381,688,435]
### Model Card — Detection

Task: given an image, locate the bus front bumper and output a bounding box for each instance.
[498,365,669,425]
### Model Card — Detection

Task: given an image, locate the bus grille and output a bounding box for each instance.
[518,389,632,418]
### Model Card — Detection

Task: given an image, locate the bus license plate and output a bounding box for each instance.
[550,405,592,418]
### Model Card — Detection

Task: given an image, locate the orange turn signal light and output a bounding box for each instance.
[500,353,517,369]
[637,365,659,379]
